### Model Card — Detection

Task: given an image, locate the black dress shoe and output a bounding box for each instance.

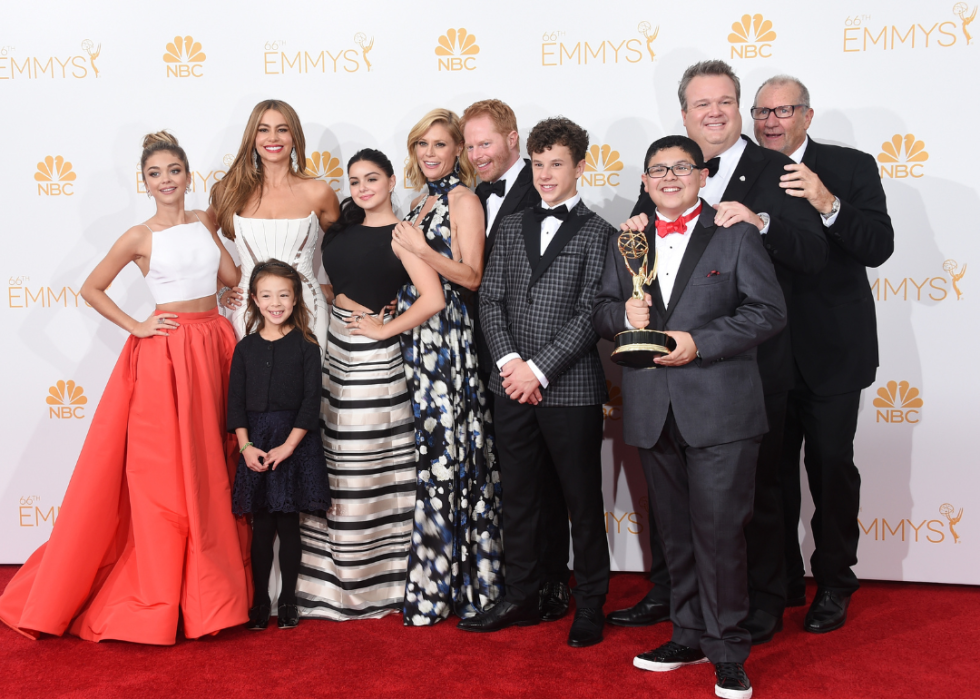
[457,599,539,633]
[606,595,670,628]
[277,604,299,629]
[785,594,807,608]
[742,609,783,645]
[715,662,753,698]
[633,641,708,672]
[804,589,850,633]
[245,603,271,631]
[539,582,570,622]
[567,607,604,648]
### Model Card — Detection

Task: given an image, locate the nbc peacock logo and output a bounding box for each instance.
[305,151,344,192]
[436,28,479,71]
[603,380,622,420]
[581,145,624,187]
[873,380,922,424]
[728,13,777,59]
[878,134,929,179]
[47,380,87,419]
[35,156,76,196]
[164,35,206,78]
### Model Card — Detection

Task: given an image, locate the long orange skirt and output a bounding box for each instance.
[0,309,252,644]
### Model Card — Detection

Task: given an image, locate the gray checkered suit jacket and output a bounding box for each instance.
[480,199,612,407]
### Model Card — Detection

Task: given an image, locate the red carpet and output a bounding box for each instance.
[0,565,976,699]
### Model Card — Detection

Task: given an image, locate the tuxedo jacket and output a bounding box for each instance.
[631,135,825,395]
[480,199,613,407]
[792,138,894,396]
[592,203,787,449]
[474,159,541,371]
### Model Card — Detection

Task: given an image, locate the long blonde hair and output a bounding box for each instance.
[210,99,312,240]
[405,108,476,189]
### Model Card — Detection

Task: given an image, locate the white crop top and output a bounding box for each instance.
[143,218,220,305]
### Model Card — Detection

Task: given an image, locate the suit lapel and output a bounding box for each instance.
[639,219,668,320]
[802,138,819,171]
[662,204,717,324]
[487,162,533,260]
[520,207,540,270]
[527,201,591,292]
[722,136,764,204]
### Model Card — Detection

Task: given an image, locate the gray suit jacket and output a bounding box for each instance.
[592,203,787,448]
[480,199,613,407]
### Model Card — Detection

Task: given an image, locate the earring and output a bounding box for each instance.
[146,190,152,199]
[453,156,461,175]
[252,149,260,169]
[291,147,299,171]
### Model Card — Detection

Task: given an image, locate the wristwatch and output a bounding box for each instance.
[821,197,841,219]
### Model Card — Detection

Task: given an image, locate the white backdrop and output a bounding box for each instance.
[2,0,977,585]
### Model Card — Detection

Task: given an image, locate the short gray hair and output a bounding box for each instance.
[754,75,811,108]
[678,60,741,111]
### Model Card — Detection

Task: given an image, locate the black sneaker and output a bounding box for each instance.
[715,662,752,698]
[633,641,708,672]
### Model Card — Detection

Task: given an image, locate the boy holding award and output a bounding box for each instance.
[591,135,786,699]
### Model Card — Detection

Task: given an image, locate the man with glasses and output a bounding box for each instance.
[614,60,825,648]
[594,134,787,698]
[753,75,894,633]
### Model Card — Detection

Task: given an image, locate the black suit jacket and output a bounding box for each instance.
[592,203,786,448]
[480,199,612,407]
[474,159,541,372]
[631,135,825,395]
[791,138,893,396]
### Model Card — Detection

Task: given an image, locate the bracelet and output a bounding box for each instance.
[217,287,231,303]
[240,441,253,453]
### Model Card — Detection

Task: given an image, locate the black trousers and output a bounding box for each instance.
[481,368,571,586]
[640,392,788,615]
[494,398,609,609]
[251,510,301,608]
[780,381,862,595]
[641,408,758,664]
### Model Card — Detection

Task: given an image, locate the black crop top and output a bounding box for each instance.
[322,224,410,313]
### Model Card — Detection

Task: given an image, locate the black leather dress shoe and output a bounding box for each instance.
[277,604,299,629]
[539,582,570,622]
[607,596,670,627]
[567,607,604,648]
[457,599,539,633]
[804,589,850,633]
[246,603,270,631]
[742,609,783,645]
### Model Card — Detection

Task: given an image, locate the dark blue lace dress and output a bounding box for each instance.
[396,172,504,625]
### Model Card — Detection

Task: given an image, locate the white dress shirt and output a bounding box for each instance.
[791,136,840,227]
[484,157,526,233]
[495,193,583,389]
[700,137,771,235]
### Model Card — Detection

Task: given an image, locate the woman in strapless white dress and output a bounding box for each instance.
[209,99,340,357]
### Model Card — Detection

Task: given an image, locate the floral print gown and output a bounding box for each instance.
[395,172,504,625]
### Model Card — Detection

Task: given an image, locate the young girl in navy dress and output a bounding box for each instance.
[227,260,331,630]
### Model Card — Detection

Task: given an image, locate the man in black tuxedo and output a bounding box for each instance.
[461,100,572,623]
[460,117,612,648]
[610,60,826,646]
[753,75,894,633]
[593,135,786,698]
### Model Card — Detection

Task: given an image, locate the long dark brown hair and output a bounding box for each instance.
[244,259,317,345]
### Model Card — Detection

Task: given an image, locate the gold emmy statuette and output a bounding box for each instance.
[611,228,676,368]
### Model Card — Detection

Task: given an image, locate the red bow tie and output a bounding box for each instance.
[655,204,702,238]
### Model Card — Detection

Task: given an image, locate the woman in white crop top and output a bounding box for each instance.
[209,99,340,357]
[0,132,250,645]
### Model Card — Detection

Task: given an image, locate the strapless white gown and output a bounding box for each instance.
[230,212,328,356]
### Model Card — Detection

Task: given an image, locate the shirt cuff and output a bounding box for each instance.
[821,204,841,227]
[497,352,522,371]
[758,212,771,235]
[526,360,549,389]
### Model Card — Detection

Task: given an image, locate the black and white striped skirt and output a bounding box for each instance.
[297,306,416,620]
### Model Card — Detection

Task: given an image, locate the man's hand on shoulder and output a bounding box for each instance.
[654,331,697,367]
[500,358,542,405]
[714,201,764,231]
[620,213,650,233]
[779,163,836,214]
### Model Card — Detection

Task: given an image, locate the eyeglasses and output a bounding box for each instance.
[749,104,808,120]
[644,163,699,178]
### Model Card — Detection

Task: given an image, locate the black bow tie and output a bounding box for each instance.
[705,157,721,178]
[531,204,569,222]
[477,179,506,199]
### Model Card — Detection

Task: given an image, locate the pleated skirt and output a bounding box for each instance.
[0,309,251,644]
[296,307,416,620]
